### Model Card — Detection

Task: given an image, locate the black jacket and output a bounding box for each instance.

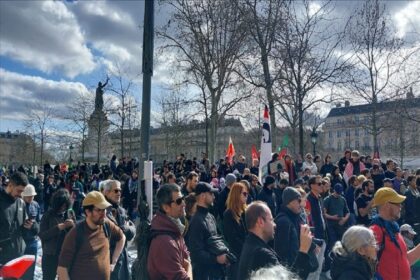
[274,206,301,266]
[0,189,33,264]
[106,202,135,280]
[238,232,311,280]
[216,187,230,220]
[331,252,373,280]
[223,209,247,258]
[257,187,277,216]
[189,206,225,279]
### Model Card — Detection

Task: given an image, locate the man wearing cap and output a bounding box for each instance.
[370,187,420,280]
[401,224,417,250]
[274,187,313,279]
[57,191,126,280]
[257,175,278,216]
[0,171,31,265]
[189,182,230,279]
[148,184,192,280]
[22,184,41,280]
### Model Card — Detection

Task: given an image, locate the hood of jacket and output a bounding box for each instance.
[331,252,373,280]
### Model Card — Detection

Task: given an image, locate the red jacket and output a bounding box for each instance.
[147,212,190,280]
[371,224,410,280]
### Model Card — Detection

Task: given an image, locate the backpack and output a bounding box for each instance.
[68,220,111,274]
[131,221,177,280]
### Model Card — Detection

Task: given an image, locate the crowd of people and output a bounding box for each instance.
[1,149,420,280]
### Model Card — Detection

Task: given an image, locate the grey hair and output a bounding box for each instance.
[332,225,375,257]
[250,265,299,280]
[101,179,121,193]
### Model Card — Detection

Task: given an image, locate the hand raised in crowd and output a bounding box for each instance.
[299,224,313,254]
[58,219,75,230]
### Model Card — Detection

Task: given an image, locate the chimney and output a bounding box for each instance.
[336,103,341,108]
[407,87,414,99]
[344,100,350,107]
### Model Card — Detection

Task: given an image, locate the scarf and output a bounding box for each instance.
[371,215,401,250]
[168,216,185,235]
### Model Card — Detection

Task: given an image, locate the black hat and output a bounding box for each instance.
[195,182,218,195]
[264,175,276,188]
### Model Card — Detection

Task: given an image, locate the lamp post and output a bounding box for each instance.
[310,129,318,156]
[69,144,74,162]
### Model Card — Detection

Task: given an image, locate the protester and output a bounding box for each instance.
[238,201,312,280]
[147,184,192,279]
[57,191,126,280]
[122,170,139,220]
[355,179,375,226]
[0,171,31,265]
[103,180,135,280]
[189,182,230,280]
[39,189,74,280]
[302,153,318,175]
[404,175,420,227]
[330,226,377,280]
[370,187,420,280]
[257,175,278,216]
[216,173,236,220]
[223,182,248,279]
[320,154,334,178]
[22,184,41,280]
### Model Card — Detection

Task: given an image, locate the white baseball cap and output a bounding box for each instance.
[400,224,417,235]
[22,184,37,197]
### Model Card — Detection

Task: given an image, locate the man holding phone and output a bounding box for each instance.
[22,184,41,280]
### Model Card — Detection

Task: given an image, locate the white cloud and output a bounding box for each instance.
[0,1,96,78]
[394,2,420,38]
[0,68,91,121]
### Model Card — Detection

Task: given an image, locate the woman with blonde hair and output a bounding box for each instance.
[223,182,248,279]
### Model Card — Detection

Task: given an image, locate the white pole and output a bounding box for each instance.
[144,160,153,221]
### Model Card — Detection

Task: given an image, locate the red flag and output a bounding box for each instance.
[278,147,287,159]
[226,137,235,164]
[251,144,259,161]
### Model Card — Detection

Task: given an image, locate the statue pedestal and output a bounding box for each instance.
[85,109,110,163]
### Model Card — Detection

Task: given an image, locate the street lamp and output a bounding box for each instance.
[69,144,74,162]
[310,129,318,156]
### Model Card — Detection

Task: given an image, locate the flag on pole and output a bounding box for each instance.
[251,144,259,162]
[259,105,272,181]
[226,137,235,165]
[277,134,289,159]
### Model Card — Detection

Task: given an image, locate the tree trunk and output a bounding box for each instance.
[298,95,304,157]
[209,108,218,164]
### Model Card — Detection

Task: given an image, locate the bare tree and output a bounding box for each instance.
[65,92,94,162]
[274,0,351,157]
[157,0,248,163]
[155,88,191,159]
[345,0,419,155]
[235,0,287,150]
[24,102,56,166]
[107,64,139,158]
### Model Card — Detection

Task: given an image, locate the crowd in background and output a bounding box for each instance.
[1,148,420,280]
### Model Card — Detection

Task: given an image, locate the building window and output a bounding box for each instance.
[355,140,360,149]
[364,128,369,136]
[354,116,359,124]
[329,131,333,138]
[337,131,341,138]
[355,129,359,137]
[337,141,342,150]
[345,130,350,137]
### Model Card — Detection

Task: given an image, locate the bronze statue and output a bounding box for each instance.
[95,76,109,111]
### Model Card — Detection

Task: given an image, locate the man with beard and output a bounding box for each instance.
[189,182,229,280]
[0,171,31,265]
[370,188,420,280]
[57,191,126,280]
[356,180,376,226]
[103,180,135,280]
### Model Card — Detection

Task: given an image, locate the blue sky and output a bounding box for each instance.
[0,1,419,133]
